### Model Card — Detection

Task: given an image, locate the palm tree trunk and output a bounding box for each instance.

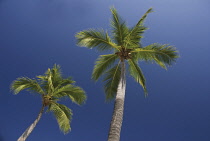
[17,105,45,141]
[108,61,126,141]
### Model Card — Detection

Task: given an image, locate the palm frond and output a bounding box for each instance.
[137,8,154,26]
[11,77,45,95]
[51,64,62,79]
[50,64,65,87]
[48,102,72,134]
[110,7,129,45]
[124,8,153,48]
[92,54,119,81]
[132,43,179,69]
[76,29,119,51]
[103,62,121,101]
[47,69,55,94]
[37,65,76,94]
[37,68,55,94]
[55,77,75,88]
[127,59,147,95]
[38,76,75,92]
[38,64,61,80]
[124,26,148,48]
[53,84,86,105]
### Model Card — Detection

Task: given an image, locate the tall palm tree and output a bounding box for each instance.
[11,64,86,141]
[75,7,179,141]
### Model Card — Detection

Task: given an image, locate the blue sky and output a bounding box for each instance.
[0,0,210,141]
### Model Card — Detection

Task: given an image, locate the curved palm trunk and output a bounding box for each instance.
[108,61,126,141]
[17,105,45,141]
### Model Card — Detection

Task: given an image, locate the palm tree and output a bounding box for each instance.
[11,64,86,141]
[75,7,179,141]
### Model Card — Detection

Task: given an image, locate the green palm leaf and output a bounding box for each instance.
[55,78,75,87]
[50,65,74,88]
[124,26,148,48]
[47,69,54,95]
[76,29,119,51]
[124,8,153,48]
[53,84,86,105]
[37,67,57,94]
[50,64,62,80]
[132,43,179,69]
[37,65,75,94]
[137,8,153,25]
[38,76,75,92]
[48,102,72,134]
[103,62,121,100]
[11,77,45,95]
[92,54,119,81]
[110,7,129,46]
[128,59,147,95]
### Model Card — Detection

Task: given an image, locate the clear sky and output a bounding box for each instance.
[0,0,210,141]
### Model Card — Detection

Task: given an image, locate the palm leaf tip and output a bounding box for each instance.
[143,86,148,97]
[147,7,154,13]
[110,7,129,45]
[158,45,179,65]
[68,87,87,105]
[75,29,115,51]
[75,31,92,47]
[123,8,154,48]
[10,77,44,95]
[133,44,179,68]
[49,103,72,134]
[53,84,87,105]
[138,8,154,25]
[128,59,148,95]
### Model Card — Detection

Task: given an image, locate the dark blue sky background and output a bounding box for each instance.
[0,0,210,141]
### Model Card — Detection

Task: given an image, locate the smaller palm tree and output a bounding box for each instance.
[11,64,86,141]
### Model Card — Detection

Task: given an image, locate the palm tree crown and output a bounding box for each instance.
[11,64,86,140]
[76,7,179,99]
